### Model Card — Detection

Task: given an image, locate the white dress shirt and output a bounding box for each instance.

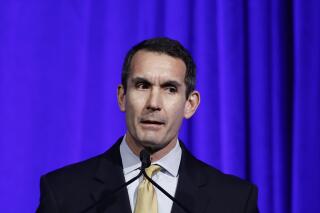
[120,136,182,213]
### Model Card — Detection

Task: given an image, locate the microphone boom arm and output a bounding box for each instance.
[142,170,192,213]
[81,170,143,213]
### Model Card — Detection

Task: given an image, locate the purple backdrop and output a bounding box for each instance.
[0,0,319,212]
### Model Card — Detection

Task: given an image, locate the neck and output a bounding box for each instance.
[125,134,177,162]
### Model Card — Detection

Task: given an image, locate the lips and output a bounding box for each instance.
[140,119,165,125]
[139,117,166,130]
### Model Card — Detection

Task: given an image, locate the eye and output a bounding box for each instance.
[165,86,177,93]
[136,82,150,90]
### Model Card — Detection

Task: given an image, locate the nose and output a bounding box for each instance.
[146,87,162,111]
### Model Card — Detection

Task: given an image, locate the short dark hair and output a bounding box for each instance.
[121,37,196,98]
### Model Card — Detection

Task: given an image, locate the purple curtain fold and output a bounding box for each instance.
[0,0,319,212]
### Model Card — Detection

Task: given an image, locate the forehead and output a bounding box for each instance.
[129,50,186,82]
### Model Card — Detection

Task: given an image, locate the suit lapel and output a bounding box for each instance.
[171,144,210,213]
[90,138,132,213]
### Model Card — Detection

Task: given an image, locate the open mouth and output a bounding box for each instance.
[140,120,165,125]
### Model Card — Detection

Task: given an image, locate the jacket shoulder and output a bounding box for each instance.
[193,156,255,188]
[43,153,103,183]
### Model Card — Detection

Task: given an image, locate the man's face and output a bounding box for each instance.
[118,50,198,152]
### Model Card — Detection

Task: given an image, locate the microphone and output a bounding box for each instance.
[81,150,149,213]
[140,149,151,169]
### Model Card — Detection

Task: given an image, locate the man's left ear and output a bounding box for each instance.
[184,90,200,119]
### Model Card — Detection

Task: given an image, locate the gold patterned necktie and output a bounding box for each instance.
[134,164,161,213]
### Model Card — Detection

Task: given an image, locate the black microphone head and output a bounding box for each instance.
[140,149,151,169]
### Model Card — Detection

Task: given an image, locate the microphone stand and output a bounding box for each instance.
[82,149,192,213]
[142,169,192,213]
[81,170,143,213]
[81,149,150,213]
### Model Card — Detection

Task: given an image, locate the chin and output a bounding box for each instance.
[139,138,166,151]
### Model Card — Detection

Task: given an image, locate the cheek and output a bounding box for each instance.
[167,101,186,122]
[125,94,145,119]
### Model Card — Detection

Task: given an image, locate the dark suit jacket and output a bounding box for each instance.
[37,138,259,213]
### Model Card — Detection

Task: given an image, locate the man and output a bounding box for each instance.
[37,37,259,213]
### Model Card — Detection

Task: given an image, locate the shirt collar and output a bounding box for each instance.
[120,135,182,177]
[120,136,141,175]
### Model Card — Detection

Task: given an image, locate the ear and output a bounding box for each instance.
[184,90,200,119]
[117,84,126,112]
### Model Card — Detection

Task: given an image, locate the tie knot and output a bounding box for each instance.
[145,164,161,177]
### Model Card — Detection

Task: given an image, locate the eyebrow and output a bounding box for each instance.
[131,77,151,85]
[131,77,182,88]
[160,80,182,88]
